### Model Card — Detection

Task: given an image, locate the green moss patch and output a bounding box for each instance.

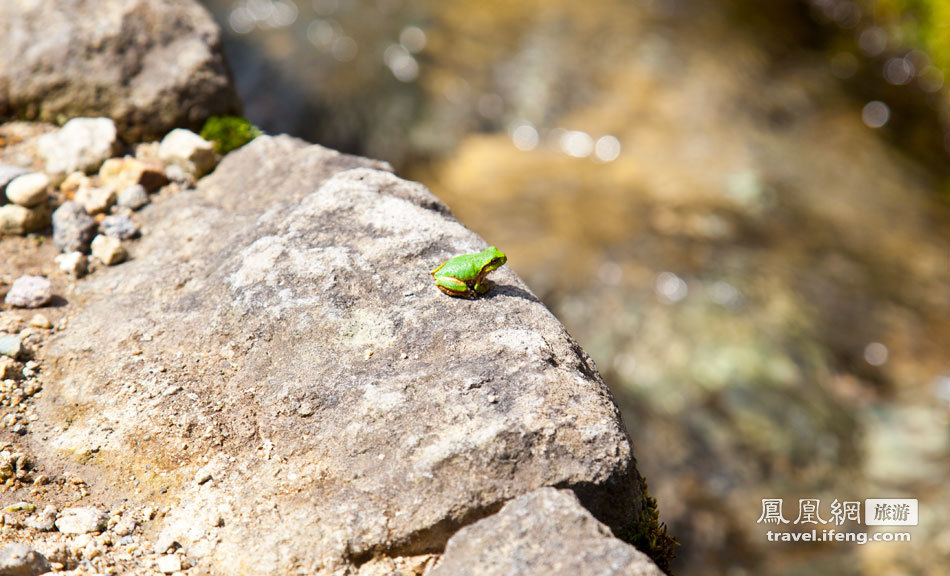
[200,115,263,154]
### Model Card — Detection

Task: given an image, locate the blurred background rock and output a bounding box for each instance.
[197,0,950,574]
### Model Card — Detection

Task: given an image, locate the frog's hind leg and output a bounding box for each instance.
[435,276,474,298]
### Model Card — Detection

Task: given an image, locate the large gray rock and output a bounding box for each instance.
[431,488,665,576]
[32,136,650,575]
[0,0,240,140]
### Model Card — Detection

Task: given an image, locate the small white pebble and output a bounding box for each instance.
[55,251,88,277]
[156,553,182,574]
[29,314,52,329]
[6,172,49,207]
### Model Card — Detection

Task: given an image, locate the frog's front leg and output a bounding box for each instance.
[434,276,475,298]
[473,279,494,295]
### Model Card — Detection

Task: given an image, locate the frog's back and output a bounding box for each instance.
[434,253,483,279]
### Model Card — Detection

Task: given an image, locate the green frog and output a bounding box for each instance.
[431,246,508,299]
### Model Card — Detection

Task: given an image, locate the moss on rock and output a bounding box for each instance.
[199,116,263,154]
[615,476,678,575]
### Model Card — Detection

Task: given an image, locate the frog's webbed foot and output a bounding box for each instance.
[437,285,477,298]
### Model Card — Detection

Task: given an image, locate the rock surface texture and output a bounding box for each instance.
[31,136,654,575]
[431,488,665,576]
[0,0,240,140]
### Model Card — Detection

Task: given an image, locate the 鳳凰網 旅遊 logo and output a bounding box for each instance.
[755,498,916,545]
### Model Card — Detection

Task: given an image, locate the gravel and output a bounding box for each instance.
[155,554,182,574]
[112,517,138,537]
[0,336,24,360]
[75,185,116,215]
[116,184,149,210]
[59,171,90,197]
[0,165,30,202]
[0,204,49,235]
[163,164,191,185]
[99,157,168,193]
[36,117,119,175]
[100,213,139,240]
[4,276,52,309]
[24,506,57,532]
[0,358,18,380]
[4,173,49,208]
[90,235,126,265]
[52,201,97,253]
[54,507,107,535]
[54,251,88,277]
[28,314,51,329]
[158,129,216,178]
